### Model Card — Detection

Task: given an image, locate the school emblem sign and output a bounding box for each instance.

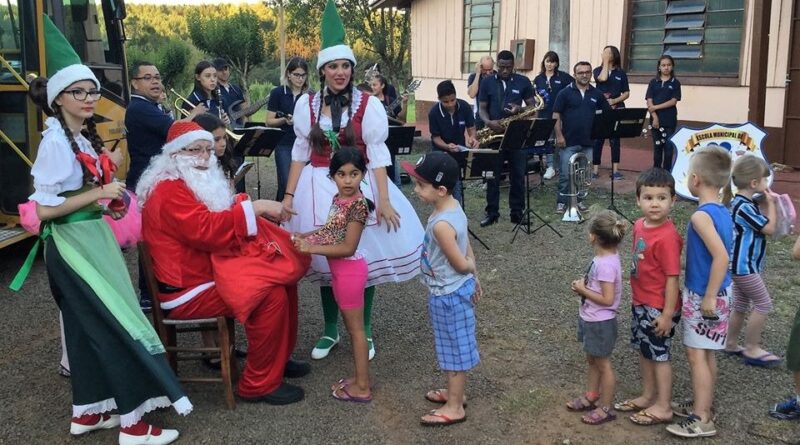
[670,122,771,200]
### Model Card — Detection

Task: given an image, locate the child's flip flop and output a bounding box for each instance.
[420,410,467,426]
[742,352,782,368]
[629,410,672,426]
[331,382,372,403]
[614,400,646,412]
[425,389,468,406]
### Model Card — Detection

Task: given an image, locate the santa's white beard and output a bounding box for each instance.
[174,154,234,211]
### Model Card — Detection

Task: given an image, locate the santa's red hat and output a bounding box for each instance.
[162,121,214,155]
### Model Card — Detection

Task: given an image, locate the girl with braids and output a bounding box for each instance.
[282,0,424,362]
[21,64,189,444]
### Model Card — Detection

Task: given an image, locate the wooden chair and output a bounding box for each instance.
[137,242,238,409]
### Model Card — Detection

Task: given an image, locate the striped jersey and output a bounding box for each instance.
[731,194,768,275]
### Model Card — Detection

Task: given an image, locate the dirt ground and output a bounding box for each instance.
[1,148,799,445]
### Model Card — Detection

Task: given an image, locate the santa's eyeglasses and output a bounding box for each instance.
[180,144,213,155]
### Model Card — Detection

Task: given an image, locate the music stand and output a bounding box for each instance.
[463,148,501,251]
[590,108,647,223]
[234,126,285,199]
[510,118,562,242]
[386,126,415,185]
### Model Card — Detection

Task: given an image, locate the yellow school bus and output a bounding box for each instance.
[0,0,129,249]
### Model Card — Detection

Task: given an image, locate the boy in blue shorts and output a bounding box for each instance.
[617,168,682,426]
[402,152,482,427]
[666,146,733,438]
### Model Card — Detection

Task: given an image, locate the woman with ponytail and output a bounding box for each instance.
[20,65,188,445]
[282,0,423,363]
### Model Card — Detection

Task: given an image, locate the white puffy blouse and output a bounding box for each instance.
[29,117,101,206]
[291,88,392,169]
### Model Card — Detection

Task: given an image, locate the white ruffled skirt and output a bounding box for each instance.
[283,164,423,287]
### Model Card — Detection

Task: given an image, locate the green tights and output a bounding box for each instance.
[320,285,374,339]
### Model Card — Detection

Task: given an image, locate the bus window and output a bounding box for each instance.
[0,0,22,84]
[56,0,124,98]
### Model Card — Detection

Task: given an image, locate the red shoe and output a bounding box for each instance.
[119,422,179,445]
[70,413,120,435]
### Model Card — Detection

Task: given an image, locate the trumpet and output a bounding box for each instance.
[169,88,242,142]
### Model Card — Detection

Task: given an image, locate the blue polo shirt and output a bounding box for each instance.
[267,85,302,146]
[645,76,681,128]
[218,82,245,115]
[478,73,534,121]
[428,98,474,148]
[124,94,174,189]
[592,66,629,107]
[552,82,611,147]
[186,88,224,119]
[532,70,575,119]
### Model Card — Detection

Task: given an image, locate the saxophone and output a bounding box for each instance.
[476,91,545,146]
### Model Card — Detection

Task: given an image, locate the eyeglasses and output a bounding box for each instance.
[132,75,162,82]
[289,72,308,79]
[575,71,593,76]
[181,145,213,155]
[62,89,102,101]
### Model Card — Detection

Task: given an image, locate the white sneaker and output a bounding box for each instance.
[311,335,339,360]
[70,414,120,435]
[119,425,179,445]
[543,167,556,179]
[367,338,375,361]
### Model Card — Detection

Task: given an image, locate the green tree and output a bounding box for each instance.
[285,0,410,88]
[187,9,274,95]
[128,37,192,93]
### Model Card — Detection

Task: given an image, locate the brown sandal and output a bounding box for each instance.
[566,395,598,411]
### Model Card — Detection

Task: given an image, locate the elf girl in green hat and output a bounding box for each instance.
[281,0,424,387]
[18,16,189,445]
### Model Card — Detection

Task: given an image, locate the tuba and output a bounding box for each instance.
[562,152,590,222]
[475,91,545,146]
[169,88,242,142]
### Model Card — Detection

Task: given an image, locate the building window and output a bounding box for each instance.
[627,0,745,76]
[463,0,500,74]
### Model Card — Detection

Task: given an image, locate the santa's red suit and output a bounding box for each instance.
[142,179,309,398]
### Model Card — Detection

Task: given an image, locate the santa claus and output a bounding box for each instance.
[137,121,311,404]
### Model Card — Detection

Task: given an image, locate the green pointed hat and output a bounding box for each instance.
[316,0,356,70]
[42,14,99,107]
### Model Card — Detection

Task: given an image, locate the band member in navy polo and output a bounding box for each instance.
[533,51,574,180]
[266,57,310,201]
[467,56,495,129]
[645,55,681,170]
[428,80,478,204]
[125,61,206,311]
[552,61,611,213]
[477,50,536,227]
[592,45,629,180]
[213,57,247,126]
[185,61,228,124]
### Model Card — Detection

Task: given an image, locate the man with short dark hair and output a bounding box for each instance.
[126,62,205,190]
[552,61,612,213]
[428,80,478,204]
[477,50,536,227]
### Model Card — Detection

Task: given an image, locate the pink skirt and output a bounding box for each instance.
[328,257,368,310]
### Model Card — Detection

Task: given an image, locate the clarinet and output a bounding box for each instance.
[215,86,225,123]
